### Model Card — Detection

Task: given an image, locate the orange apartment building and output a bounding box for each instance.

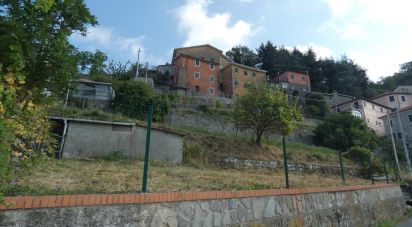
[221,63,267,98]
[171,44,267,98]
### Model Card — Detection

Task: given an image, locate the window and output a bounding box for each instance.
[209,75,215,82]
[302,76,305,81]
[402,96,406,101]
[244,70,248,76]
[354,101,360,109]
[291,74,295,80]
[234,80,239,86]
[234,67,238,73]
[194,72,200,79]
[390,120,393,127]
[367,118,370,123]
[195,86,200,93]
[375,121,379,125]
[210,63,214,70]
[252,72,256,77]
[244,82,249,88]
[389,96,395,102]
[409,114,412,122]
[195,58,200,66]
[372,105,375,110]
[208,87,214,94]
[363,102,367,107]
[380,108,383,112]
[337,108,341,112]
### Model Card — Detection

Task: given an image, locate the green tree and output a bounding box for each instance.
[225,45,257,67]
[314,113,380,151]
[256,41,278,78]
[305,93,330,118]
[0,0,97,97]
[233,86,302,146]
[113,81,169,122]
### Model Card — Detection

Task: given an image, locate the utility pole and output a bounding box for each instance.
[387,112,401,176]
[145,62,148,82]
[135,48,141,79]
[395,96,412,175]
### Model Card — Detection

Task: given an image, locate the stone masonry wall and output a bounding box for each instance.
[0,185,405,226]
[216,157,362,177]
[165,110,315,144]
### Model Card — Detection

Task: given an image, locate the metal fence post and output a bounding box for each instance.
[142,105,153,193]
[282,136,290,189]
[369,156,374,185]
[383,160,389,183]
[338,150,346,184]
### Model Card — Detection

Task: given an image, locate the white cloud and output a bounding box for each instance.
[175,0,260,51]
[71,26,152,63]
[295,43,334,59]
[322,0,412,81]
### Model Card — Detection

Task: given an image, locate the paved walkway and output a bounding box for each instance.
[397,217,412,227]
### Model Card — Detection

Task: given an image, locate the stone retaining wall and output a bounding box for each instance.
[165,110,315,144]
[217,157,362,176]
[0,184,405,226]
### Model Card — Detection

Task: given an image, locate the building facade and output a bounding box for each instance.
[171,44,266,98]
[380,106,412,145]
[334,98,390,136]
[269,71,311,101]
[220,63,267,98]
[372,92,412,110]
[172,54,221,97]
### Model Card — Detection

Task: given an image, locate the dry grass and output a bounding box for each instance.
[11,159,372,196]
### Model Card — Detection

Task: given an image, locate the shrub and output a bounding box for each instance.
[314,113,380,151]
[305,93,330,118]
[113,81,170,122]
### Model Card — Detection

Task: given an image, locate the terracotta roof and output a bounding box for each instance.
[371,92,411,100]
[333,98,390,109]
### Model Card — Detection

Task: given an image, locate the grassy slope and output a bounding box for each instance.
[10,159,371,196]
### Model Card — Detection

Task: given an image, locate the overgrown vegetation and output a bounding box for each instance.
[8,158,371,196]
[314,113,380,151]
[0,0,96,201]
[305,93,330,118]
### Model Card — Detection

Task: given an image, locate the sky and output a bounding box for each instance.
[70,0,412,82]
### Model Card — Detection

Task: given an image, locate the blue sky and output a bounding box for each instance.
[70,0,412,82]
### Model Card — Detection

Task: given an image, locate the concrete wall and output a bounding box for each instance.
[62,120,183,163]
[0,185,405,226]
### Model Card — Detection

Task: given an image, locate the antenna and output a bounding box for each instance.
[135,48,141,79]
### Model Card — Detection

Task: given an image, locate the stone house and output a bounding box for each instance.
[333,98,390,136]
[220,63,267,98]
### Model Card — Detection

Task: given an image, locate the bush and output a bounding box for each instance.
[345,146,384,175]
[215,99,223,109]
[345,146,372,164]
[113,81,170,122]
[314,113,380,151]
[305,93,330,118]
